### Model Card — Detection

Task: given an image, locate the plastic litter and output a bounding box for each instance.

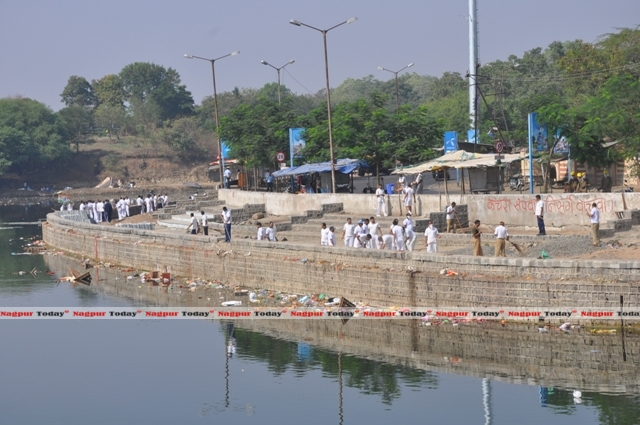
[249,292,259,303]
[221,301,242,307]
[540,250,550,259]
[559,322,571,331]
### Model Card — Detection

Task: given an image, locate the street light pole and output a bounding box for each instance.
[184,51,240,187]
[260,59,295,105]
[377,63,414,112]
[290,17,357,194]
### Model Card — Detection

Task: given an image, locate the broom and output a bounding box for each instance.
[484,224,525,255]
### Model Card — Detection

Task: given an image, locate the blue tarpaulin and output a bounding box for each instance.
[272,159,367,177]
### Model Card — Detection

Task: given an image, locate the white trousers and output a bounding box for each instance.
[376,201,386,216]
[344,236,354,247]
[427,242,438,253]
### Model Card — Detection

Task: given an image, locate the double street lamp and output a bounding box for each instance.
[184,51,240,186]
[260,59,295,105]
[377,63,414,112]
[290,17,357,194]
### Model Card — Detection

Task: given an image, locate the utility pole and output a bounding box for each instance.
[469,0,479,147]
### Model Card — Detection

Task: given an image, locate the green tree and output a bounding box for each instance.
[0,97,70,176]
[119,62,194,122]
[218,95,297,168]
[162,117,205,161]
[60,76,97,109]
[92,74,125,107]
[58,105,94,152]
[93,104,126,140]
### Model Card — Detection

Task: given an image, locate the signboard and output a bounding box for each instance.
[494,140,505,153]
[289,128,306,160]
[220,141,231,160]
[528,113,548,153]
[276,152,285,163]
[444,131,458,153]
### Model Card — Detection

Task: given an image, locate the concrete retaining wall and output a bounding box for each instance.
[43,213,640,311]
[218,189,640,228]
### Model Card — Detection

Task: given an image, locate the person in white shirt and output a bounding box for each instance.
[92,200,99,222]
[397,174,406,190]
[375,184,387,217]
[124,197,130,217]
[535,195,546,236]
[493,221,509,257]
[403,185,415,215]
[256,222,266,240]
[66,202,73,211]
[320,223,331,245]
[342,218,355,247]
[96,201,104,222]
[356,233,372,248]
[145,196,153,214]
[368,217,382,249]
[60,204,65,212]
[79,201,86,212]
[201,211,209,236]
[379,234,394,250]
[424,221,440,253]
[446,202,457,233]
[353,220,365,247]
[224,167,232,189]
[222,206,232,242]
[328,226,337,246]
[87,201,94,221]
[116,198,123,220]
[136,196,143,207]
[266,222,277,242]
[187,212,198,235]
[587,202,600,246]
[403,214,416,251]
[391,219,405,251]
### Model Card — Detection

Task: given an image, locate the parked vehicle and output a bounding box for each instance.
[432,170,450,181]
[509,174,524,191]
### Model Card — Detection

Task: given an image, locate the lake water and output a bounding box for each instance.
[1,205,639,425]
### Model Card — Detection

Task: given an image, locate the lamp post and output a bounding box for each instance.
[184,51,240,186]
[260,59,295,105]
[290,17,357,194]
[377,63,414,112]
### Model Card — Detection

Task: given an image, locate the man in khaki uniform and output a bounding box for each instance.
[472,219,483,256]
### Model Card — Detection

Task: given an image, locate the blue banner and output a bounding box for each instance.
[289,128,306,161]
[467,129,478,144]
[220,141,231,160]
[553,129,569,154]
[444,131,458,153]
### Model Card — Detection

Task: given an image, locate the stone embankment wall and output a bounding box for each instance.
[42,254,639,394]
[218,189,640,228]
[44,214,640,310]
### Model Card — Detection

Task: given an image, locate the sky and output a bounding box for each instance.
[1,0,639,111]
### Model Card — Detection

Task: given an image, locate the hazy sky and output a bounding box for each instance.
[2,0,639,110]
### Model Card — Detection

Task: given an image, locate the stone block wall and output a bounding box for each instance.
[44,214,640,312]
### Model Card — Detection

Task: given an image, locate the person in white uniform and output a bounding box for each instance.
[266,222,277,242]
[328,226,337,246]
[424,221,440,253]
[320,223,331,245]
[403,184,415,215]
[353,220,365,248]
[379,234,394,250]
[375,184,387,217]
[368,216,382,249]
[96,200,104,222]
[391,219,405,251]
[256,222,266,240]
[342,218,355,247]
[403,214,416,251]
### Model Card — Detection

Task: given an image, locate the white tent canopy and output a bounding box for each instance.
[392,150,527,174]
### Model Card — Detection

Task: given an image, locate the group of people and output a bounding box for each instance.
[76,200,113,223]
[256,222,278,241]
[135,194,169,213]
[313,215,442,252]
